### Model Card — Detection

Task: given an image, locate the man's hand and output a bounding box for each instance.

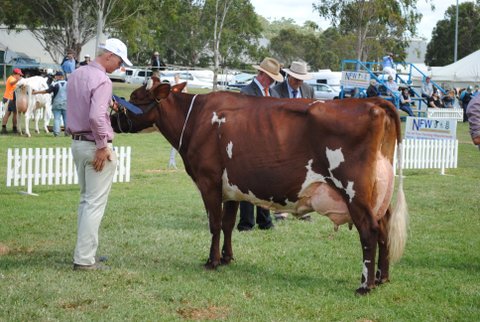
[92,147,112,172]
[473,136,480,146]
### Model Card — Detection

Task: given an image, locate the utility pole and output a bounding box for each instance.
[454,0,459,62]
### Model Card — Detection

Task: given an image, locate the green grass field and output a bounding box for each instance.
[0,83,479,321]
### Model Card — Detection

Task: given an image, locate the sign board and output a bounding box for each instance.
[404,117,457,140]
[340,71,371,88]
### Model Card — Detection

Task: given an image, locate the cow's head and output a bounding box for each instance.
[110,82,186,133]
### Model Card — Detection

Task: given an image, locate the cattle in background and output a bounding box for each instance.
[111,83,408,295]
[15,76,52,137]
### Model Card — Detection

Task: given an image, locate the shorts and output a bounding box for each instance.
[6,92,16,112]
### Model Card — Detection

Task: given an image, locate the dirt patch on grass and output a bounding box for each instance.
[0,243,10,256]
[177,305,229,320]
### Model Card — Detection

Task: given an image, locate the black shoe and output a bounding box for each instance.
[12,127,18,134]
[258,224,274,230]
[73,263,110,271]
[1,127,7,135]
[237,226,253,232]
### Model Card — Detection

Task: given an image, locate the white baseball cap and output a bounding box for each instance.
[99,38,132,66]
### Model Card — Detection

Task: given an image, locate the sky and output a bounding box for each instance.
[250,0,469,41]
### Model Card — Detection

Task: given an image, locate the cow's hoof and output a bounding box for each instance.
[355,287,372,295]
[204,259,220,270]
[221,256,234,265]
[375,277,390,286]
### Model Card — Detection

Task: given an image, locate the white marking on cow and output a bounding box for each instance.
[221,169,297,211]
[308,99,325,106]
[360,260,371,288]
[226,141,233,159]
[211,112,226,126]
[299,148,356,203]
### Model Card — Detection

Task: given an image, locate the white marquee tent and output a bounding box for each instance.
[427,50,480,87]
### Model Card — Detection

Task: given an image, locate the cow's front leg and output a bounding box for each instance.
[221,201,239,265]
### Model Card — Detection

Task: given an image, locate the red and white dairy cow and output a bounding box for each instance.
[111,83,408,294]
[15,76,52,137]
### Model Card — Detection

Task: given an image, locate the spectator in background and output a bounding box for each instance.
[399,86,414,116]
[382,52,396,80]
[272,61,313,221]
[237,57,283,231]
[466,93,480,149]
[472,84,480,97]
[460,86,474,122]
[428,91,445,108]
[1,68,23,135]
[79,54,91,66]
[385,75,399,96]
[167,73,188,170]
[442,90,458,108]
[273,61,314,99]
[421,76,434,101]
[150,51,166,71]
[366,79,379,97]
[33,71,68,137]
[61,49,77,79]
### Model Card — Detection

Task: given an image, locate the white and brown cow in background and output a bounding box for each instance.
[15,76,52,137]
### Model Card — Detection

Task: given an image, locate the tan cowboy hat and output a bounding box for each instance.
[284,61,312,80]
[253,57,284,82]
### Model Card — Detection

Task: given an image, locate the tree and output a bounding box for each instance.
[314,0,425,62]
[425,2,480,66]
[0,0,142,63]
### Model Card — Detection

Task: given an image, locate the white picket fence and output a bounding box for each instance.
[6,146,131,195]
[395,139,458,175]
[427,108,463,122]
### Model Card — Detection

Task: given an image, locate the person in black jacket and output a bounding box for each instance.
[366,79,379,97]
[150,51,166,71]
[237,57,284,231]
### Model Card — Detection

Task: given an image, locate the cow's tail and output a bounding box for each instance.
[388,110,408,263]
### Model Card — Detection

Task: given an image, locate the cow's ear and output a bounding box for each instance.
[172,82,187,93]
[152,83,171,101]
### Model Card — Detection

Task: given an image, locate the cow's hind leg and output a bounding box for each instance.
[376,211,391,285]
[221,201,239,265]
[200,185,223,270]
[351,205,379,295]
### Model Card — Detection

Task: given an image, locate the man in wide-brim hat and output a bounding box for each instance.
[241,57,283,98]
[273,61,314,99]
[236,57,283,232]
[272,61,314,222]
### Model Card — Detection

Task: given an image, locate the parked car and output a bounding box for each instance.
[107,66,127,82]
[8,56,41,76]
[124,68,153,84]
[160,71,213,89]
[305,82,340,100]
[226,73,255,90]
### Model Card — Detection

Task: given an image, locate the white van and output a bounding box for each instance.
[124,68,153,84]
[308,70,342,92]
[160,71,213,89]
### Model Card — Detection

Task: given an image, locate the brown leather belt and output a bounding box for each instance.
[72,134,112,143]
